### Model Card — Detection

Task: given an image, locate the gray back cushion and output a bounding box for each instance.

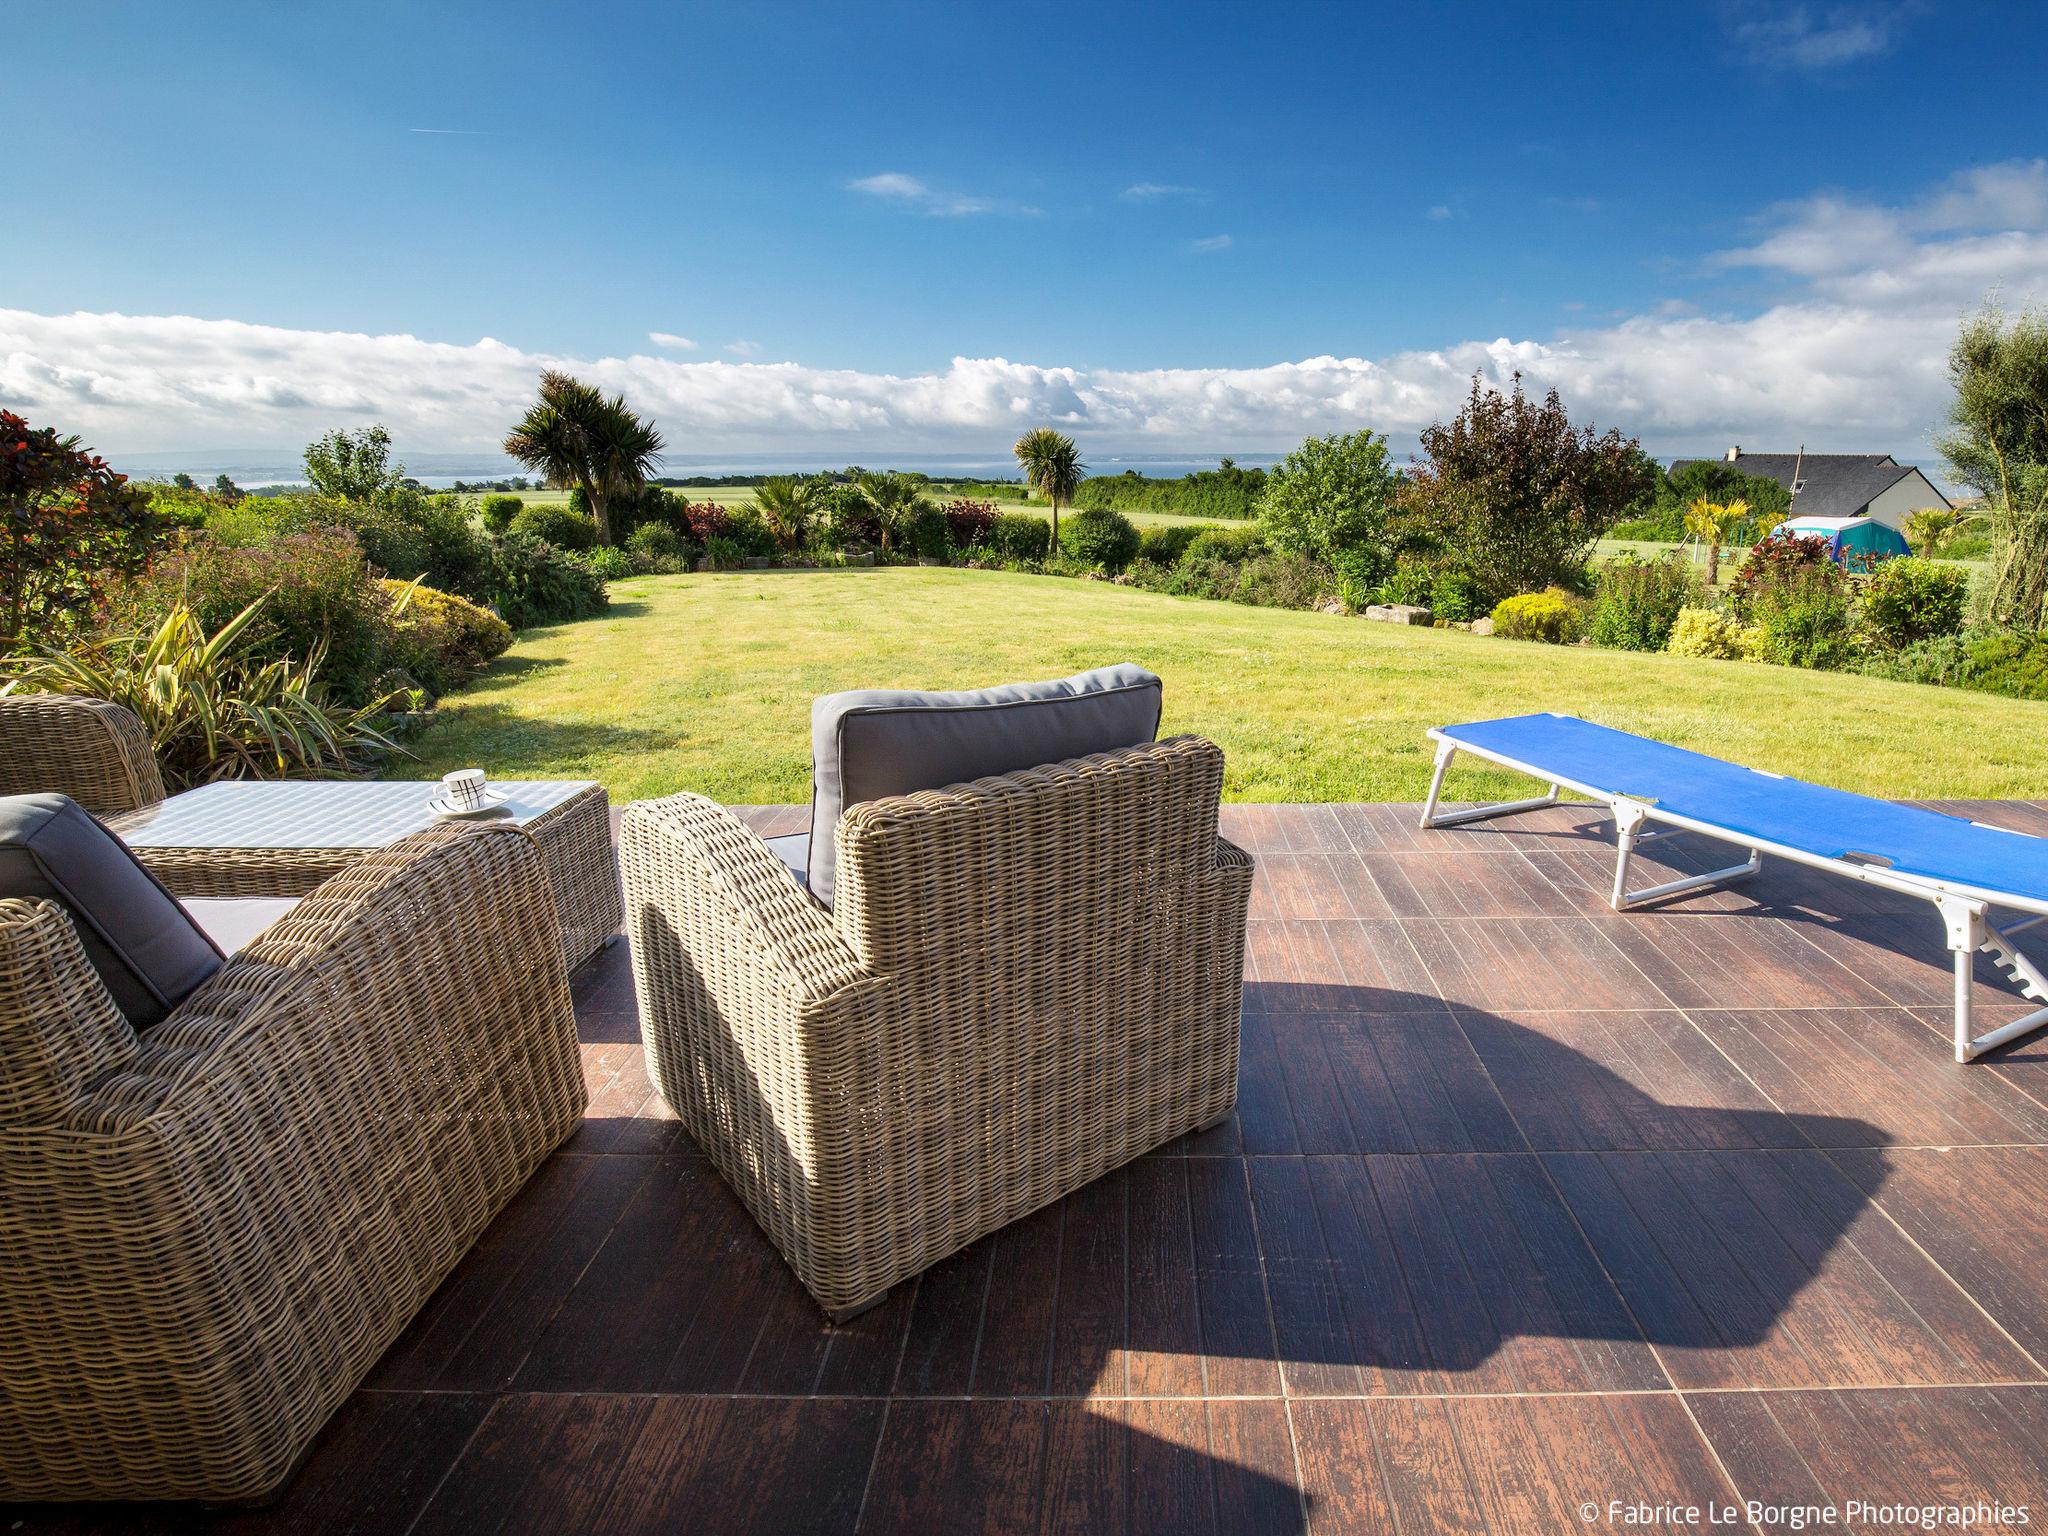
[0,793,223,1028]
[806,663,1163,907]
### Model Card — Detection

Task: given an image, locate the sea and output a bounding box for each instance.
[113,450,1289,491]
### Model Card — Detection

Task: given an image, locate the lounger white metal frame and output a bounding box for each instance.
[1421,728,2048,1064]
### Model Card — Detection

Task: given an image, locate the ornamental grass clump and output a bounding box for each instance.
[3,595,408,789]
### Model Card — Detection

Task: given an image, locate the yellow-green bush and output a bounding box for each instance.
[1664,605,1756,660]
[379,578,512,696]
[1488,589,1583,644]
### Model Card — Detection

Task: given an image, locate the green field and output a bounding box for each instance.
[399,566,2048,805]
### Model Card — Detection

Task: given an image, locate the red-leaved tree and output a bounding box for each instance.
[0,412,156,647]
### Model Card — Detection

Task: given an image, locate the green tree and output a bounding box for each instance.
[1937,303,2048,627]
[1256,430,1397,570]
[303,424,406,502]
[0,411,156,645]
[171,472,196,490]
[212,473,243,502]
[1405,375,1655,598]
[1013,428,1086,547]
[856,472,934,555]
[502,371,666,546]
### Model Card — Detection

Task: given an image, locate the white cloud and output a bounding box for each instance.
[648,331,698,351]
[1122,182,1205,202]
[8,162,2047,467]
[849,171,1034,218]
[1425,204,1455,221]
[723,339,762,357]
[1729,4,1899,67]
[1189,234,1232,253]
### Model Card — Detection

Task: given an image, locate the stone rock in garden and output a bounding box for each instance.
[1364,603,1433,626]
[1470,617,1495,636]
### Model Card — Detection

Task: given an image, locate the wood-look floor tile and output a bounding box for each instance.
[1454,1007,1803,1152]
[1596,912,1895,1011]
[1549,1148,2039,1389]
[1690,1007,2048,1148]
[1404,917,1669,1012]
[1692,1386,2048,1515]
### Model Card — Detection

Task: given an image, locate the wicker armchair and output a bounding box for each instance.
[0,820,586,1503]
[621,735,1254,1320]
[0,693,166,817]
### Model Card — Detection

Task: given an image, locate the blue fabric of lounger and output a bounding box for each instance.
[1441,713,2048,906]
[0,793,224,1027]
[805,663,1164,908]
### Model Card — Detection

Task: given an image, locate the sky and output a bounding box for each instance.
[6,0,2048,475]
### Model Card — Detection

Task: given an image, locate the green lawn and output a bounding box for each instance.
[397,567,2048,805]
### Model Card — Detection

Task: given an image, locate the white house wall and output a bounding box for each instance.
[1864,470,1950,529]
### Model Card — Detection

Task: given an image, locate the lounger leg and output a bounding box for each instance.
[1608,802,1763,912]
[1419,743,1562,829]
[1944,897,2048,1062]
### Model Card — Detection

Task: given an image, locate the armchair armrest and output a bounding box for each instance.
[0,899,139,1127]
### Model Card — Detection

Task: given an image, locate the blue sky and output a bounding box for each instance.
[7,1,2048,464]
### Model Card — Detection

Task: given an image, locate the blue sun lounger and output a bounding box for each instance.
[1422,713,2048,1062]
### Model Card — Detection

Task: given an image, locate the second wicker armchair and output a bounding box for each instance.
[621,732,1253,1320]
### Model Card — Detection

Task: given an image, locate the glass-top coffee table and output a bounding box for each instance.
[108,779,622,968]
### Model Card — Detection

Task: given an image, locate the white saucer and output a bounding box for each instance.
[428,788,512,819]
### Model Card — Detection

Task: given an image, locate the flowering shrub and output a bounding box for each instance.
[1728,533,1831,618]
[1489,589,1584,643]
[0,411,157,646]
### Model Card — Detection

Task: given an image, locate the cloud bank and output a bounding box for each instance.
[5,162,2046,464]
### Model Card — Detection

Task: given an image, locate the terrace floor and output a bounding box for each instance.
[18,799,2048,1534]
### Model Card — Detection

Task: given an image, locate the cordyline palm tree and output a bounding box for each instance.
[1013,427,1085,547]
[1902,505,1963,558]
[1684,496,1749,586]
[502,371,664,546]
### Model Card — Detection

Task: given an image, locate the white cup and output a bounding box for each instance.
[442,768,490,811]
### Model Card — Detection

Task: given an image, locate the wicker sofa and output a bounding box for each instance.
[0,820,586,1503]
[621,734,1254,1320]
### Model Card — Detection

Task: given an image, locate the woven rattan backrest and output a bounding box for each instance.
[829,734,1224,975]
[0,695,167,816]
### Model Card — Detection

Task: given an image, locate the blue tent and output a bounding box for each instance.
[1769,515,1912,567]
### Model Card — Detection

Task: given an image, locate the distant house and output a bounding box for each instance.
[1671,447,1950,532]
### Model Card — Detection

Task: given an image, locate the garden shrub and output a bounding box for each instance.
[1489,589,1584,644]
[940,498,998,550]
[1427,566,1489,624]
[985,513,1051,562]
[722,506,776,558]
[1374,559,1436,609]
[1227,554,1335,610]
[1859,556,1969,650]
[1180,524,1267,565]
[1749,566,1856,669]
[625,522,689,574]
[1256,431,1396,568]
[509,502,597,552]
[1075,464,1265,521]
[378,578,512,697]
[1862,628,2048,701]
[358,491,494,599]
[479,493,524,533]
[816,486,883,551]
[485,533,609,628]
[701,535,746,571]
[1059,508,1141,572]
[1588,555,1701,651]
[1664,606,1754,660]
[578,546,636,581]
[1136,523,1203,565]
[104,527,394,707]
[681,501,732,545]
[1728,532,1831,618]
[901,505,952,560]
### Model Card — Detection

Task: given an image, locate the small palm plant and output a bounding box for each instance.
[3,595,408,790]
[856,473,934,556]
[1902,506,1963,558]
[754,476,823,551]
[503,371,666,547]
[1013,428,1086,548]
[1684,496,1750,586]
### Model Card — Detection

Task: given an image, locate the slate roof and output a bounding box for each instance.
[1669,452,1947,519]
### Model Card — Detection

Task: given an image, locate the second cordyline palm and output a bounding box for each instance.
[502,371,665,547]
[1684,496,1749,585]
[1013,428,1085,547]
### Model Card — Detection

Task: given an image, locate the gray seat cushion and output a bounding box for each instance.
[0,793,223,1028]
[181,897,300,955]
[762,833,810,890]
[806,663,1163,907]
